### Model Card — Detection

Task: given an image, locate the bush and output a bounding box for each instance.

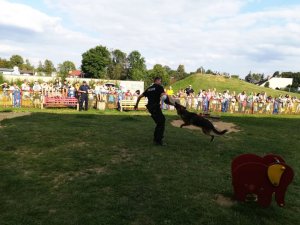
[231,75,239,79]
[0,73,4,84]
[264,81,270,88]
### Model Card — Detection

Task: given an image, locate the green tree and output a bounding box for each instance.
[146,64,170,87]
[81,45,111,78]
[10,55,24,67]
[175,64,187,80]
[107,49,127,80]
[281,72,300,89]
[37,61,44,73]
[206,69,213,74]
[22,59,34,71]
[273,71,280,77]
[44,59,55,76]
[196,66,205,74]
[0,57,11,68]
[58,61,76,79]
[127,51,146,81]
[264,81,270,88]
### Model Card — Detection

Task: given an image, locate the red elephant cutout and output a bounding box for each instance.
[231,154,294,207]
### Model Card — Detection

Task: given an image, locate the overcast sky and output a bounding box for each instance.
[1,0,300,77]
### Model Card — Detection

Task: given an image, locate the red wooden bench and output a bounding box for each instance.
[41,97,79,110]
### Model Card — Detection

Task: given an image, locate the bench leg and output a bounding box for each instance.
[77,103,79,111]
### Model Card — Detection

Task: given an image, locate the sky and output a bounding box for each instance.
[1,0,300,77]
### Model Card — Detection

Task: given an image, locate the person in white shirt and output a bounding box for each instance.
[32,81,42,92]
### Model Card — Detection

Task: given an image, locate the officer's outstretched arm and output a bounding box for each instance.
[134,93,145,110]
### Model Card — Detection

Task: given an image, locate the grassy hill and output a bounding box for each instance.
[171,74,300,97]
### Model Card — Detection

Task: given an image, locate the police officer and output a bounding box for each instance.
[134,77,172,146]
[78,81,90,111]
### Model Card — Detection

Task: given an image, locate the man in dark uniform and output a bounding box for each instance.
[134,77,172,146]
[78,81,90,111]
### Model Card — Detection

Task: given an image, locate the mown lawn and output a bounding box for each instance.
[0,109,299,225]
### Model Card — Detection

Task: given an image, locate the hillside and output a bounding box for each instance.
[171,74,300,97]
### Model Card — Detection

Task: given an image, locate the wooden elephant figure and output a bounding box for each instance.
[231,154,294,207]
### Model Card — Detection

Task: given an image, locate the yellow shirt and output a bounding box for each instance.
[167,89,174,95]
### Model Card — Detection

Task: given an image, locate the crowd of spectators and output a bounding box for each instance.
[1,81,300,114]
[164,85,300,114]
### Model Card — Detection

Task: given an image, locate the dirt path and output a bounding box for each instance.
[170,119,241,133]
[0,112,31,123]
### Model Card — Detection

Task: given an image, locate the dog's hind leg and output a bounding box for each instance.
[202,128,214,143]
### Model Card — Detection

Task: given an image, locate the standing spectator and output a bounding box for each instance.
[221,90,229,112]
[41,81,48,96]
[196,90,203,111]
[21,80,31,98]
[54,79,61,95]
[11,83,21,107]
[185,85,194,96]
[202,90,209,112]
[238,91,247,112]
[78,81,90,111]
[32,81,42,92]
[32,81,42,108]
[94,82,101,101]
[132,90,140,102]
[68,84,76,98]
[62,80,68,97]
[166,86,174,96]
[1,82,10,97]
[273,97,279,114]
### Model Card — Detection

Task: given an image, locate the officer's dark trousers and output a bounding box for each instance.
[147,105,165,143]
[79,94,88,110]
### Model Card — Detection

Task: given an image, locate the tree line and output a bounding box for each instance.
[0,46,190,86]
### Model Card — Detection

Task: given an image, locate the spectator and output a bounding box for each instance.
[68,84,76,98]
[62,80,68,97]
[32,81,41,92]
[238,91,247,112]
[222,90,229,112]
[1,82,10,97]
[11,83,21,107]
[166,86,174,96]
[125,90,132,100]
[94,82,101,101]
[196,90,203,111]
[78,81,90,111]
[185,85,194,96]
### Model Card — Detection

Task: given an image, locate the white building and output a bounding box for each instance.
[0,66,20,75]
[261,77,293,89]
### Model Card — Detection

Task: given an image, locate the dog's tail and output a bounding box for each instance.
[212,127,228,135]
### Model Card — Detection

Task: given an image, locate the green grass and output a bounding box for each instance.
[0,109,299,225]
[172,73,300,97]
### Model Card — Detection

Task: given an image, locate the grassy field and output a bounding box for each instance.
[0,108,299,225]
[172,73,300,98]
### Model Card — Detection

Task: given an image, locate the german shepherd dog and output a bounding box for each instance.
[174,102,228,142]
